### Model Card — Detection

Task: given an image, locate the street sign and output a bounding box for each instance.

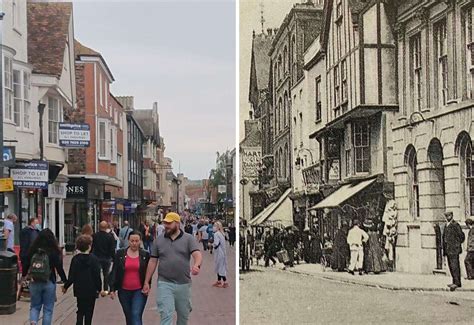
[2,146,16,167]
[0,178,13,192]
[59,123,90,147]
[10,161,49,189]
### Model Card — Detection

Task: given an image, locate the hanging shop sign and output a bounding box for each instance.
[59,123,91,148]
[10,161,49,189]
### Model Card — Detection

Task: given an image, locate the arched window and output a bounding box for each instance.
[279,148,284,178]
[456,132,474,217]
[292,35,297,81]
[275,150,280,178]
[278,54,282,81]
[283,92,288,128]
[405,145,419,219]
[284,144,289,179]
[283,46,288,73]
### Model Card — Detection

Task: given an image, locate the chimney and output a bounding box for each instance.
[153,101,158,110]
[274,28,278,35]
[267,28,272,36]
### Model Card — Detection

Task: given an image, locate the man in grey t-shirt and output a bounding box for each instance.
[143,212,202,325]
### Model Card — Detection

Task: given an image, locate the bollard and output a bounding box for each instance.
[0,237,18,315]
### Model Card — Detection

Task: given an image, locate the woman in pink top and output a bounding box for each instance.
[109,231,150,325]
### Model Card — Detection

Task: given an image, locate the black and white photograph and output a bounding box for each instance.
[239,0,474,323]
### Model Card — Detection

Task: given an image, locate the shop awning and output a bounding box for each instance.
[248,189,293,227]
[308,178,377,210]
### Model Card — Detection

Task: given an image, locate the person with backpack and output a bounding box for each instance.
[25,228,67,325]
[63,235,102,325]
[119,220,133,249]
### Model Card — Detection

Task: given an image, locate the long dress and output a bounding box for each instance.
[364,230,387,273]
[331,226,349,271]
[213,231,227,277]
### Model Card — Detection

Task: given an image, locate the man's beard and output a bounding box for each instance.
[165,225,179,235]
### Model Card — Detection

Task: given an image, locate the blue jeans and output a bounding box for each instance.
[156,281,192,325]
[29,280,56,325]
[118,289,148,325]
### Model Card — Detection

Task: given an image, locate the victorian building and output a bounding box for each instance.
[391,0,473,275]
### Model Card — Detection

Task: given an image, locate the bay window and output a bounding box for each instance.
[353,120,370,174]
[4,56,13,121]
[48,97,62,144]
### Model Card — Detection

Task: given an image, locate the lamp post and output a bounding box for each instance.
[239,178,249,220]
[172,177,182,213]
[294,148,315,231]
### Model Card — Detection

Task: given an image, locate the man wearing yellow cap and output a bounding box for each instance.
[142,212,202,325]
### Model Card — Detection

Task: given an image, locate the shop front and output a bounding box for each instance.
[44,177,68,246]
[64,177,103,251]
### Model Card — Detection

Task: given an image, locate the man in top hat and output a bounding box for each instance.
[443,211,465,291]
[143,212,202,325]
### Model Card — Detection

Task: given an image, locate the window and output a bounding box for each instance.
[283,93,288,127]
[110,126,117,164]
[292,35,297,82]
[334,65,340,115]
[353,120,370,173]
[98,119,108,159]
[336,0,343,20]
[24,72,31,129]
[345,123,352,176]
[117,154,123,181]
[315,77,322,122]
[410,33,422,111]
[283,46,288,73]
[278,55,282,81]
[435,20,448,106]
[99,73,103,106]
[458,133,474,217]
[341,59,348,107]
[13,70,21,125]
[143,141,150,157]
[278,98,282,131]
[143,169,149,188]
[406,146,420,219]
[299,113,303,146]
[13,0,19,29]
[464,7,474,99]
[336,18,342,60]
[48,97,62,144]
[4,56,13,121]
[119,112,123,130]
[105,82,108,108]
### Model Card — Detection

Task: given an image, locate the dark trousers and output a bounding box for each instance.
[20,255,29,277]
[76,296,96,325]
[98,258,112,291]
[264,255,276,267]
[202,239,208,251]
[464,251,474,279]
[118,289,148,325]
[447,254,462,287]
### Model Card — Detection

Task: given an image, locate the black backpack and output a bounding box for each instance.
[29,249,51,282]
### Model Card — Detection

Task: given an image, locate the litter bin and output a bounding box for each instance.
[0,237,18,315]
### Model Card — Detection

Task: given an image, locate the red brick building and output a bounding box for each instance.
[64,40,126,238]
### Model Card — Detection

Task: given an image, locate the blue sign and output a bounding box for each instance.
[2,146,16,167]
[59,123,91,147]
[10,160,49,189]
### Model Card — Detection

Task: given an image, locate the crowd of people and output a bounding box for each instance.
[0,211,235,325]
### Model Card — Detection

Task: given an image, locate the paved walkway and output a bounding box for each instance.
[2,242,235,324]
[288,263,474,292]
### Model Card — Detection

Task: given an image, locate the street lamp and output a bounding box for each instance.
[172,177,182,213]
[294,148,315,171]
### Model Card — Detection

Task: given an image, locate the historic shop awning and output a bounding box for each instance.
[308,178,377,210]
[249,188,293,227]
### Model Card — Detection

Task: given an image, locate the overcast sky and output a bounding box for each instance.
[73,0,236,180]
[239,0,298,141]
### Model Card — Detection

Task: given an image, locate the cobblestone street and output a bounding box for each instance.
[240,266,474,324]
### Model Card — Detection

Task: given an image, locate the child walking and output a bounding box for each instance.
[63,235,102,325]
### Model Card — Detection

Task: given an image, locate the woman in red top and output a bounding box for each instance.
[109,231,150,325]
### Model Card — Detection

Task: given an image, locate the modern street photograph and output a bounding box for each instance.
[0,0,236,325]
[240,0,474,324]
